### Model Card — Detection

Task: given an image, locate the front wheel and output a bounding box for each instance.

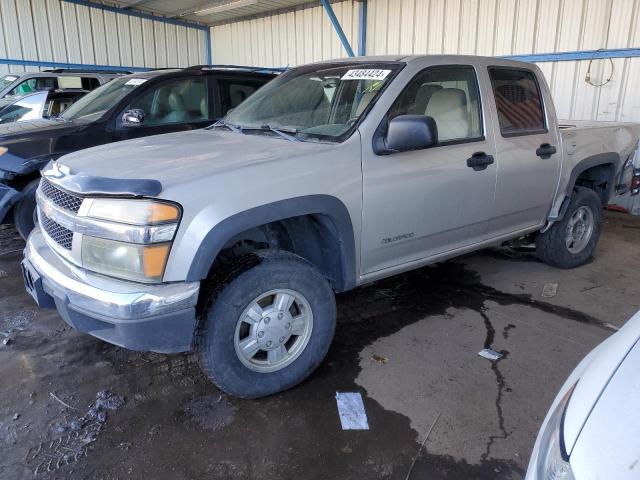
[536,187,602,268]
[196,250,336,398]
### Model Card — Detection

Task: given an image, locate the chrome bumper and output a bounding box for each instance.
[23,228,200,352]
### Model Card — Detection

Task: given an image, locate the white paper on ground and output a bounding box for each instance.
[335,392,369,430]
[478,348,503,361]
[541,283,558,298]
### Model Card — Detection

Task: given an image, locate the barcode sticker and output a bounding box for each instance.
[341,69,391,81]
[125,78,147,86]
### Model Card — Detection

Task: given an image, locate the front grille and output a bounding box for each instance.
[41,214,73,250]
[40,178,83,213]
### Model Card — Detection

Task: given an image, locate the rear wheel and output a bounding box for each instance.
[196,250,336,398]
[536,187,602,268]
[14,179,39,240]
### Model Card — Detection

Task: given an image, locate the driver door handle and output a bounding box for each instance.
[466,152,494,171]
[536,143,557,159]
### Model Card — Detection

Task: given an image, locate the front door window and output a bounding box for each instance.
[128,78,210,126]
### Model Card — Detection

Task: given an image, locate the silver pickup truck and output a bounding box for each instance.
[21,55,640,398]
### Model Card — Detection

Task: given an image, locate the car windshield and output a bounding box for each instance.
[61,76,143,122]
[0,75,18,91]
[224,63,401,142]
[0,92,47,124]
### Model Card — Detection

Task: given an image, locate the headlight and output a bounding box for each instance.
[536,384,576,480]
[80,198,180,283]
[87,198,179,225]
[82,237,171,283]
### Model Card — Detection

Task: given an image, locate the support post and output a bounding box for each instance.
[358,0,367,56]
[320,0,355,57]
[206,29,213,64]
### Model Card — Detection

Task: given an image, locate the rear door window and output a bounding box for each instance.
[488,68,546,136]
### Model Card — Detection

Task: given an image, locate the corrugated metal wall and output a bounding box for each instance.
[0,0,207,74]
[366,0,640,122]
[211,0,640,123]
[211,0,361,67]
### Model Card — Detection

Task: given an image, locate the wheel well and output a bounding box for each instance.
[205,214,348,292]
[3,173,40,224]
[574,163,614,204]
[6,171,40,191]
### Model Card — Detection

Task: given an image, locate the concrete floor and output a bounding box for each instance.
[1,211,639,480]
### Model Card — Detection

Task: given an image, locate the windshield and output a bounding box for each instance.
[62,77,143,122]
[0,75,18,92]
[224,63,401,142]
[0,92,47,124]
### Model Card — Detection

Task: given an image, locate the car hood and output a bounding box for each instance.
[0,118,69,138]
[0,119,83,173]
[57,128,332,191]
[562,311,640,456]
[569,337,640,478]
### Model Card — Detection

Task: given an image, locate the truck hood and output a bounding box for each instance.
[57,128,332,190]
[0,119,83,173]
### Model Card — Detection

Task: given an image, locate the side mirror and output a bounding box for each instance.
[121,108,145,127]
[382,115,437,154]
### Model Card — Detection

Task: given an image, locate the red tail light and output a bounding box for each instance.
[632,169,640,195]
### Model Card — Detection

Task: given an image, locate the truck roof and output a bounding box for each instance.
[308,54,535,69]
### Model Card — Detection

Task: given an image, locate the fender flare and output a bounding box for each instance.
[185,195,357,291]
[566,152,619,199]
[0,183,20,223]
[548,152,619,223]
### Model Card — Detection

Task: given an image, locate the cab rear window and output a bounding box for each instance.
[488,67,546,137]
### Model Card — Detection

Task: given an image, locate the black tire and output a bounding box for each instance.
[536,187,602,268]
[196,249,336,398]
[14,179,39,240]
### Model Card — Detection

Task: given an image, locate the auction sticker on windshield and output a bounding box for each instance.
[4,76,18,82]
[125,79,147,86]
[341,69,391,80]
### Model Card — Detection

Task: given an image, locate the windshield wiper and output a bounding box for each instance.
[211,119,242,133]
[259,124,300,142]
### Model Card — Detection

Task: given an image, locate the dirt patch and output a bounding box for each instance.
[182,394,236,431]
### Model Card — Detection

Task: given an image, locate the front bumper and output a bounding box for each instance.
[22,228,200,353]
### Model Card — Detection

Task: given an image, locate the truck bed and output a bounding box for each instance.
[558,119,640,215]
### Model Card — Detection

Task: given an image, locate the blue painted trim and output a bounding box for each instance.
[61,0,208,31]
[205,29,212,64]
[504,48,640,63]
[0,58,149,72]
[358,0,367,56]
[320,0,355,57]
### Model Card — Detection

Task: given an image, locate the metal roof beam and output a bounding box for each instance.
[320,0,355,58]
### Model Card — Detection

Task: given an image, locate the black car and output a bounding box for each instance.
[0,65,279,238]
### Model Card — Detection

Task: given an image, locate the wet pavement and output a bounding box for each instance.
[1,212,639,479]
